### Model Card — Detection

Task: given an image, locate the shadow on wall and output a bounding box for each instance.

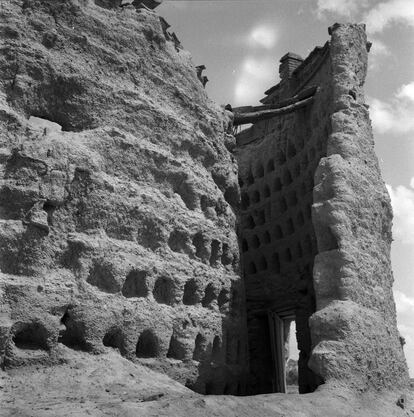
[184,279,248,396]
[5,250,247,396]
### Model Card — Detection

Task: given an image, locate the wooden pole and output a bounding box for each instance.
[233,96,315,126]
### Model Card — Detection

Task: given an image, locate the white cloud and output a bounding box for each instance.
[394,290,414,374]
[397,322,414,359]
[394,290,414,314]
[366,0,414,33]
[219,24,278,51]
[316,0,368,18]
[232,24,278,105]
[386,180,414,245]
[315,0,414,34]
[369,83,414,134]
[247,25,278,49]
[369,38,390,57]
[234,56,276,105]
[396,82,414,102]
[369,98,397,133]
[370,99,414,133]
[368,38,391,70]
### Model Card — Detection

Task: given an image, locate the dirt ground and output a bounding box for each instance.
[2,348,413,417]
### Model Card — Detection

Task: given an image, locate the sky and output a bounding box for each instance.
[158,0,414,376]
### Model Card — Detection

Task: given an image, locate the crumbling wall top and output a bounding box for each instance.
[94,0,163,10]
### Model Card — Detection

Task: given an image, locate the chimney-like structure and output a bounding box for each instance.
[279,52,303,80]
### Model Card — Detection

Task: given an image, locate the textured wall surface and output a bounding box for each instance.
[236,24,409,393]
[0,0,247,395]
[0,0,409,408]
[236,45,330,395]
[310,23,409,391]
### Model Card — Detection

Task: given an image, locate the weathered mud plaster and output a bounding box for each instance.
[309,23,408,391]
[235,23,409,394]
[0,0,247,395]
[0,0,409,404]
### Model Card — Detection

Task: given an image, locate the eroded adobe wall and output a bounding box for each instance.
[236,24,409,393]
[0,0,247,395]
[309,23,409,391]
[235,45,331,395]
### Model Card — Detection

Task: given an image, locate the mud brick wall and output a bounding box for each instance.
[236,24,409,394]
[0,0,248,395]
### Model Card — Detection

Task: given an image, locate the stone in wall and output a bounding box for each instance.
[0,0,247,394]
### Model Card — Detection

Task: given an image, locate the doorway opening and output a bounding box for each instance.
[268,311,298,393]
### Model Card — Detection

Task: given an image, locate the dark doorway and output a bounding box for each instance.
[268,310,296,393]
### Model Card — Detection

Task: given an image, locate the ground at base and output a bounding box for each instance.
[1,349,413,417]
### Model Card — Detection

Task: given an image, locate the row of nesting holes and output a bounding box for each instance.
[243,203,312,230]
[10,321,231,362]
[54,315,239,366]
[14,322,244,395]
[132,331,241,364]
[241,170,314,210]
[103,328,242,364]
[168,230,233,267]
[56,311,241,365]
[242,209,311,250]
[135,330,224,360]
[122,272,233,309]
[240,138,324,188]
[244,235,316,274]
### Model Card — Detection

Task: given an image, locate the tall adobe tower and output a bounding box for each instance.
[0,0,409,407]
[0,0,247,396]
[234,24,409,394]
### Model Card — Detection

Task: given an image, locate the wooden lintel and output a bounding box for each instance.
[233,95,315,126]
[232,85,318,115]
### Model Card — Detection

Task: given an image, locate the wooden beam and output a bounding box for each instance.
[232,85,318,115]
[233,95,315,126]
